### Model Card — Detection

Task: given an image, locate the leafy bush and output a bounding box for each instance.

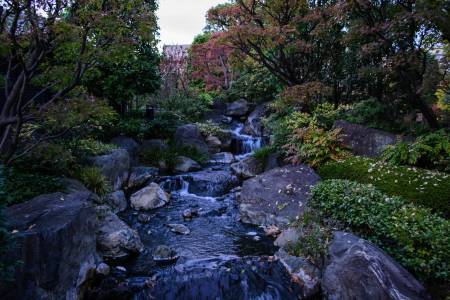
[283,119,349,167]
[311,179,450,282]
[148,92,212,122]
[75,167,110,197]
[69,139,117,159]
[195,121,225,138]
[264,111,311,148]
[381,130,450,172]
[318,156,450,216]
[12,142,76,177]
[341,98,404,132]
[139,143,208,172]
[252,146,275,166]
[0,167,65,206]
[115,112,181,140]
[285,209,333,266]
[312,103,349,129]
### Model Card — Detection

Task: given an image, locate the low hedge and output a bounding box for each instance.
[317,156,450,217]
[311,179,450,283]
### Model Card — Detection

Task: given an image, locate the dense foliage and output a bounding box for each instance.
[382,130,450,172]
[311,179,450,283]
[318,156,450,216]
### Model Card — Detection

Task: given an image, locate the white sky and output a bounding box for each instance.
[157,0,227,47]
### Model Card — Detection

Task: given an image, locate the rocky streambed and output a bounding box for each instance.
[1,100,431,300]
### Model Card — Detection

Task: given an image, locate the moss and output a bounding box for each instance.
[317,156,450,217]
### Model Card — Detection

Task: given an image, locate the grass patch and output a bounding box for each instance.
[317,156,450,217]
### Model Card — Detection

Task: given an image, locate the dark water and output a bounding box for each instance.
[87,124,300,300]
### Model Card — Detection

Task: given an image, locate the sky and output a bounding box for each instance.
[157,0,226,47]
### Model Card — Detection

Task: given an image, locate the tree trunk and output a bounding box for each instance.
[411,93,439,129]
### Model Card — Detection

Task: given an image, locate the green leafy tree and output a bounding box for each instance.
[0,0,159,163]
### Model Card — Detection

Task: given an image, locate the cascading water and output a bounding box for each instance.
[86,121,297,300]
[231,124,262,159]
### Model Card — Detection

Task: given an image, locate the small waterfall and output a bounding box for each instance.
[231,124,262,159]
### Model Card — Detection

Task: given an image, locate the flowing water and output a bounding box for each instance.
[88,123,300,300]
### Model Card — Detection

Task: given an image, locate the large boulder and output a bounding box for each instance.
[92,149,130,191]
[174,124,209,155]
[322,231,430,300]
[97,211,144,260]
[184,170,239,197]
[334,120,411,157]
[173,156,202,173]
[1,192,99,300]
[231,156,264,179]
[239,165,320,227]
[130,183,170,211]
[206,135,222,154]
[105,190,127,214]
[127,166,159,189]
[243,104,267,136]
[111,136,138,158]
[226,99,249,117]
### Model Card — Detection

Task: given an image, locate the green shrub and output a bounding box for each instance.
[381,130,450,172]
[264,111,311,148]
[139,143,208,172]
[0,167,65,206]
[312,103,348,129]
[75,167,110,196]
[69,138,117,159]
[317,156,450,216]
[283,119,350,168]
[195,121,225,138]
[253,146,275,165]
[339,98,405,132]
[311,179,450,282]
[115,113,181,140]
[12,142,76,176]
[285,209,333,266]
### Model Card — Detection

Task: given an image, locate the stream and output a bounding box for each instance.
[89,123,302,300]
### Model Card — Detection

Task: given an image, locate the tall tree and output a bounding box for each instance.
[0,0,159,162]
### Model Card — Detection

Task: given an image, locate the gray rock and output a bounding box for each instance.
[63,178,89,194]
[274,227,301,248]
[206,135,222,154]
[231,156,264,179]
[130,183,170,211]
[167,223,190,235]
[97,211,144,260]
[96,263,110,276]
[182,208,198,220]
[243,104,267,136]
[174,156,202,173]
[105,190,127,213]
[275,249,321,299]
[226,99,249,117]
[239,165,320,227]
[174,124,209,155]
[2,192,99,300]
[323,231,430,300]
[184,170,239,197]
[111,136,138,157]
[334,120,412,157]
[221,116,233,124]
[92,149,130,191]
[153,245,179,263]
[137,213,152,224]
[128,166,159,189]
[209,152,235,164]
